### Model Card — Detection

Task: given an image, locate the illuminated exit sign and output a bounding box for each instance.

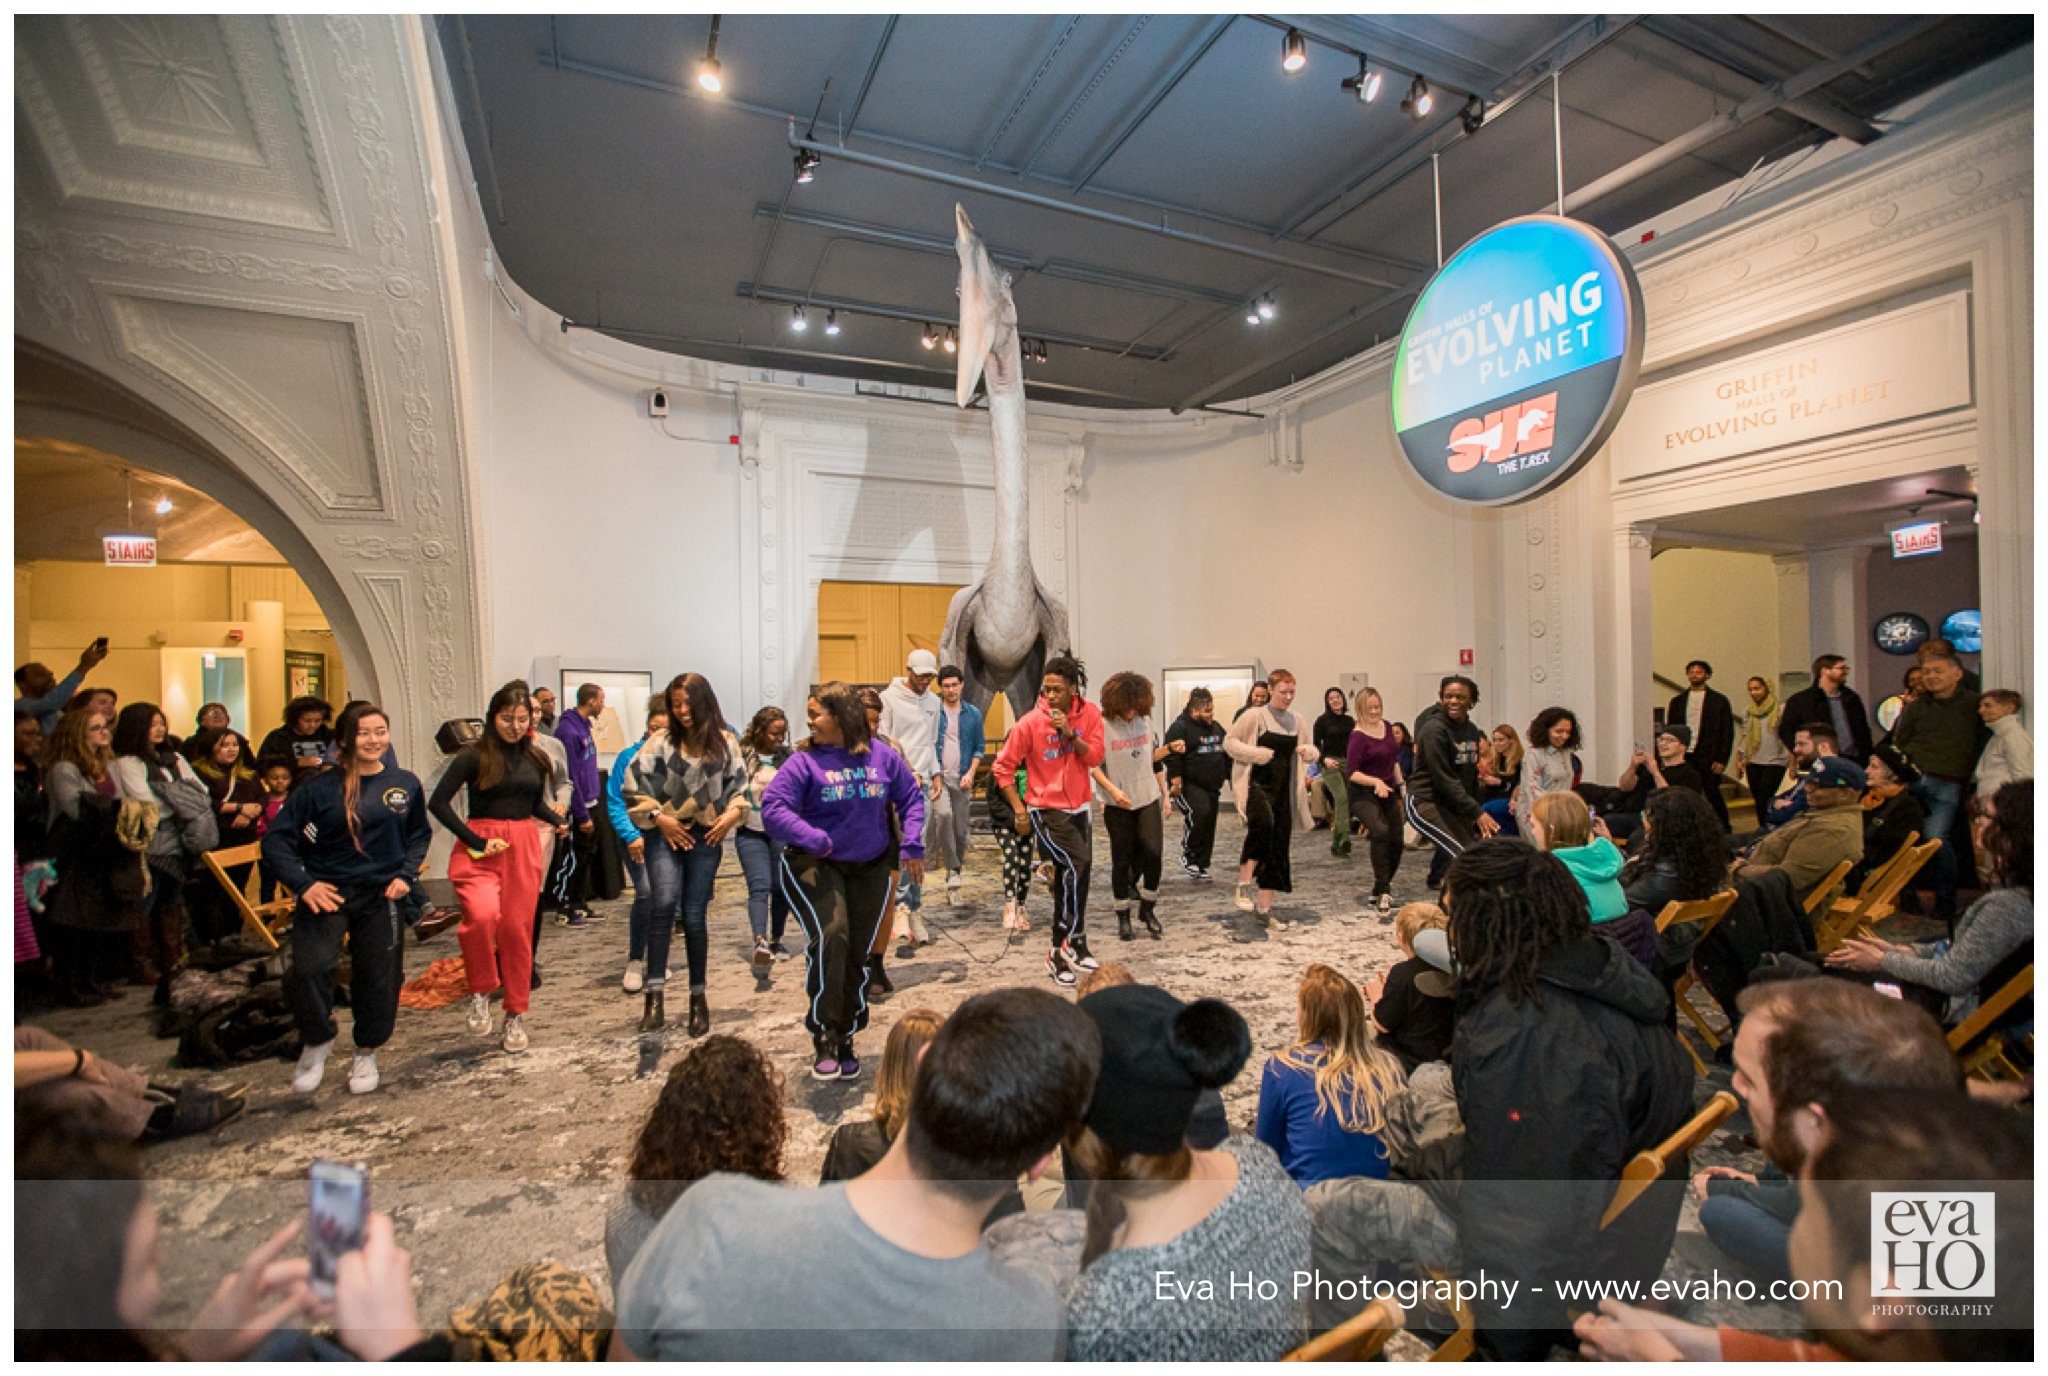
[103,535,158,567]
[1889,521,1943,559]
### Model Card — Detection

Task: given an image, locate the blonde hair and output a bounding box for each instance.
[872,1009,943,1143]
[1491,723,1524,775]
[1076,962,1136,999]
[1531,789,1593,849]
[1278,964,1406,1136]
[1394,901,1447,949]
[1352,687,1382,719]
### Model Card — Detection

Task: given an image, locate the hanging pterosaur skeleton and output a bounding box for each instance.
[937,205,1074,720]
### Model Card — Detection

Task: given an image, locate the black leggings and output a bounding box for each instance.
[1349,788,1404,897]
[1103,804,1162,907]
[781,849,892,1044]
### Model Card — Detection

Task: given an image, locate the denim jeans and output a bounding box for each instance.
[623,851,651,963]
[641,832,722,989]
[733,828,790,943]
[1911,775,1966,911]
[1698,1192,1793,1282]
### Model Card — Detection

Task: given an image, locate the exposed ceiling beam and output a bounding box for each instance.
[786,124,1408,289]
[753,202,1034,271]
[735,281,1172,361]
[1641,16,1882,144]
[978,17,1082,171]
[841,15,896,137]
[1068,15,1232,193]
[1020,15,1154,178]
[1740,15,1878,82]
[1281,14,1639,242]
[1174,17,1939,413]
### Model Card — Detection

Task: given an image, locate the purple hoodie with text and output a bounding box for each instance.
[760,738,926,865]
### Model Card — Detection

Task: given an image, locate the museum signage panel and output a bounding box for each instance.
[1391,215,1646,506]
[1611,292,1973,481]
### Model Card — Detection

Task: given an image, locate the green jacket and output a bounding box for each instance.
[1891,689,1989,780]
[1739,801,1864,897]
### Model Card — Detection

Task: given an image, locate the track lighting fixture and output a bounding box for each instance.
[1246,306,1262,325]
[1281,28,1307,74]
[1402,74,1432,120]
[1460,96,1485,135]
[942,327,957,354]
[1257,296,1276,321]
[1035,340,1049,363]
[1341,58,1382,103]
[697,16,724,93]
[920,324,937,350]
[793,149,819,184]
[789,306,807,333]
[823,309,840,336]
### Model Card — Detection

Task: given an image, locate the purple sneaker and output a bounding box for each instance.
[836,1040,861,1080]
[810,1039,840,1081]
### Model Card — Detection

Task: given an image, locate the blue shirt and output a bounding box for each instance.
[1254,1048,1393,1188]
[607,738,646,841]
[15,665,84,734]
[934,700,985,779]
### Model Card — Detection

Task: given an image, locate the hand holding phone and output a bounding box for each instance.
[309,1159,369,1297]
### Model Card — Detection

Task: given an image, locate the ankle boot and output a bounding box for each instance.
[1116,908,1134,941]
[1140,900,1162,938]
[687,991,710,1036]
[639,988,666,1032]
[865,954,893,999]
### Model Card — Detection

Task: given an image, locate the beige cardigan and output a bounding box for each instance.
[1223,704,1316,832]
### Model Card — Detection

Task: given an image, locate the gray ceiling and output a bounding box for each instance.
[439,14,2030,410]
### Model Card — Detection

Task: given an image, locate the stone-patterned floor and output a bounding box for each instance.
[31,813,1799,1352]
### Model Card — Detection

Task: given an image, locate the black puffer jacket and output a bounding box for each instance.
[1450,934,1694,1360]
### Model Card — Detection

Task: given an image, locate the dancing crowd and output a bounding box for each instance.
[12,634,2034,1361]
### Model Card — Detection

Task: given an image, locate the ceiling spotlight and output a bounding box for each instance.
[1257,295,1276,321]
[789,305,807,333]
[1281,28,1307,74]
[696,16,724,93]
[1402,74,1433,120]
[920,324,937,350]
[1036,340,1049,364]
[793,149,819,184]
[1246,306,1263,325]
[1460,95,1485,135]
[1341,59,1382,103]
[823,309,840,336]
[154,496,174,515]
[942,327,957,355]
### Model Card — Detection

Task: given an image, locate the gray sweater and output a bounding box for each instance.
[1879,887,2032,1015]
[983,1135,1310,1362]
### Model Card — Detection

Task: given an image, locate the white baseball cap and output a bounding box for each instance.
[907,649,940,675]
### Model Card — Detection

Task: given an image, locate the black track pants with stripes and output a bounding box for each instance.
[779,849,893,1045]
[1029,807,1092,947]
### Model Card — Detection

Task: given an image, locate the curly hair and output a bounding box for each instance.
[1043,654,1087,691]
[1982,779,2032,891]
[1527,706,1581,751]
[1634,788,1727,902]
[740,705,788,755]
[1097,671,1154,721]
[626,1035,786,1217]
[1445,839,1589,1007]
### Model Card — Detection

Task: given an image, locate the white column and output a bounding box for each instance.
[1772,555,1813,690]
[1804,545,1868,691]
[1607,522,1656,776]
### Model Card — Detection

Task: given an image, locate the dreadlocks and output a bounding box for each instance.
[1444,839,1589,1007]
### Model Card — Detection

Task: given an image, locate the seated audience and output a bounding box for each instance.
[1575,1091,2029,1361]
[1603,725,1713,837]
[1853,742,1927,889]
[1736,757,1865,896]
[1618,788,1728,968]
[1827,779,2032,1029]
[985,984,1309,1361]
[1974,688,2032,798]
[1367,902,1456,1069]
[1530,791,1656,968]
[1476,723,1523,835]
[256,695,334,774]
[1257,964,1404,1187]
[1755,723,1837,834]
[614,987,1097,1360]
[15,1110,425,1360]
[1694,979,1961,1284]
[1514,706,1581,835]
[818,1007,992,1184]
[607,1035,787,1290]
[15,1026,245,1142]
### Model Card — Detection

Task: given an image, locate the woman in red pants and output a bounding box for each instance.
[428,683,563,1053]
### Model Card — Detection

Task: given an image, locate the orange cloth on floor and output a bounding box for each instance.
[1719,1328,1846,1361]
[398,955,473,1010]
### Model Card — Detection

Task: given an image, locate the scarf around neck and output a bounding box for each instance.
[1739,691,1779,757]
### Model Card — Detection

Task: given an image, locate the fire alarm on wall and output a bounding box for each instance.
[1458,648,1474,666]
[647,389,669,418]
[226,628,245,644]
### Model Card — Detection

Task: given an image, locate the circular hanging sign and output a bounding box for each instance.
[1873,612,1931,656]
[1391,215,1645,505]
[1940,608,1982,654]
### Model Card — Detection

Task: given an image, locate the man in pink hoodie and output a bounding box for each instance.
[992,655,1106,987]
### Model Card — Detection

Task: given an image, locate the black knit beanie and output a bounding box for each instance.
[1077,984,1251,1155]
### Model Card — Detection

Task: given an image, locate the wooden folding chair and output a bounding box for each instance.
[1284,1298,1405,1362]
[1817,838,1939,952]
[1800,859,1855,917]
[1948,964,2034,1081]
[1654,891,1738,1074]
[1422,1267,1473,1363]
[200,842,294,950]
[1601,1091,1740,1228]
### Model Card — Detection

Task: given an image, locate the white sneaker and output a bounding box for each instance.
[910,908,932,945]
[465,993,492,1036]
[291,1040,333,1095]
[1233,883,1255,913]
[347,1053,379,1095]
[622,959,644,993]
[1377,893,1395,920]
[501,1014,528,1054]
[946,872,964,892]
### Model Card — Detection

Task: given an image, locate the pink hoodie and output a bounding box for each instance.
[993,692,1106,812]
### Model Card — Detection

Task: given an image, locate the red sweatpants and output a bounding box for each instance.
[449,817,544,1015]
